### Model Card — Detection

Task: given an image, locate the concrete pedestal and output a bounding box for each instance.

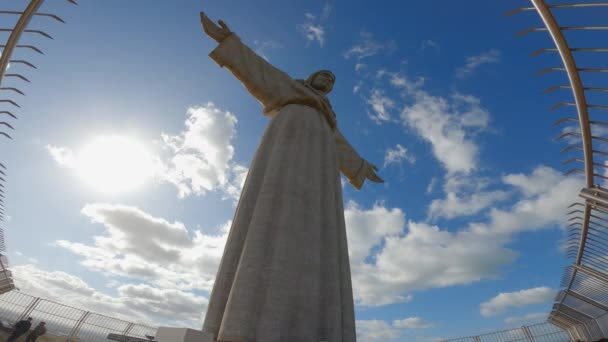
[155,327,215,342]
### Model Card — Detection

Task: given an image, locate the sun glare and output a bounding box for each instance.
[77,136,156,193]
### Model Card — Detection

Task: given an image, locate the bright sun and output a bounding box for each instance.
[77,135,156,193]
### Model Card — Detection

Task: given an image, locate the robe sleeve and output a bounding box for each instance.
[209,34,300,113]
[335,129,367,190]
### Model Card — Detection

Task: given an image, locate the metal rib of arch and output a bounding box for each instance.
[0,0,77,295]
[510,0,608,339]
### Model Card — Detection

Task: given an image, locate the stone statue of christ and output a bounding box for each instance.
[200,12,383,342]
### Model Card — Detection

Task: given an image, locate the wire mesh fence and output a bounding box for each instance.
[0,290,158,341]
[439,322,570,342]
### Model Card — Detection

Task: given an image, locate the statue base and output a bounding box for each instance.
[155,327,215,342]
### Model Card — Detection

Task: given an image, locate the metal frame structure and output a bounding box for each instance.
[0,291,157,341]
[510,0,608,340]
[0,0,76,295]
[447,1,608,340]
[439,322,570,342]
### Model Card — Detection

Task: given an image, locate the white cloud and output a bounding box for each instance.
[504,312,547,325]
[47,103,246,200]
[456,49,501,78]
[366,89,395,124]
[298,23,325,47]
[503,166,563,197]
[55,203,229,293]
[480,287,555,317]
[345,166,580,307]
[13,264,207,327]
[298,2,332,48]
[486,169,582,235]
[428,189,509,220]
[344,32,396,60]
[344,202,410,306]
[46,145,77,168]
[162,103,238,198]
[384,144,415,167]
[393,317,433,329]
[222,164,249,201]
[357,320,402,342]
[345,202,514,307]
[400,91,489,175]
[357,317,433,342]
[426,177,438,194]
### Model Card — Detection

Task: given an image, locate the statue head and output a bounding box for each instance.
[307,70,335,94]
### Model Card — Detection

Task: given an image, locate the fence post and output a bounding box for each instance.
[67,310,90,342]
[522,325,535,342]
[16,296,40,322]
[122,322,135,337]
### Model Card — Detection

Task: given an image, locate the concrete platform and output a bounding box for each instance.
[155,327,215,342]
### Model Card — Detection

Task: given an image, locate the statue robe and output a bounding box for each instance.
[202,34,366,342]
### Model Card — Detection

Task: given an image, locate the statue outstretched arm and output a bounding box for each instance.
[335,129,384,190]
[201,13,299,112]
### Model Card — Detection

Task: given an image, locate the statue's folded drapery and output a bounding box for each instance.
[202,34,362,342]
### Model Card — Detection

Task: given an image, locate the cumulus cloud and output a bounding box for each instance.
[13,264,207,327]
[345,201,514,307]
[357,320,402,342]
[298,1,332,47]
[480,287,555,317]
[298,23,325,47]
[428,189,510,220]
[456,49,501,78]
[47,103,247,200]
[366,89,395,124]
[393,317,433,329]
[400,91,489,175]
[357,317,433,342]
[46,145,77,168]
[162,103,241,198]
[503,166,564,197]
[384,144,415,167]
[55,203,229,293]
[486,168,582,235]
[345,166,580,307]
[344,32,397,60]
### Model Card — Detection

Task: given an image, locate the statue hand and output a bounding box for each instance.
[364,162,384,184]
[350,160,384,189]
[200,12,232,43]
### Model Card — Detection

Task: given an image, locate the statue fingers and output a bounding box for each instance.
[367,172,384,183]
[200,13,216,33]
[218,20,231,33]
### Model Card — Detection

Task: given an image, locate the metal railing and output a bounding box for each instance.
[0,290,157,341]
[0,0,77,296]
[509,0,608,340]
[439,322,571,342]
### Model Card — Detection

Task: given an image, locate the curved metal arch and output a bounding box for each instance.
[508,0,608,337]
[0,0,77,296]
[530,0,593,190]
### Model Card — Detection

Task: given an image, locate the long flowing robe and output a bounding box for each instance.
[202,34,367,342]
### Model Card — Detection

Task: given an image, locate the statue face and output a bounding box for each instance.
[311,71,335,94]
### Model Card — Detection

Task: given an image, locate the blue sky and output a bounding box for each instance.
[0,0,597,340]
